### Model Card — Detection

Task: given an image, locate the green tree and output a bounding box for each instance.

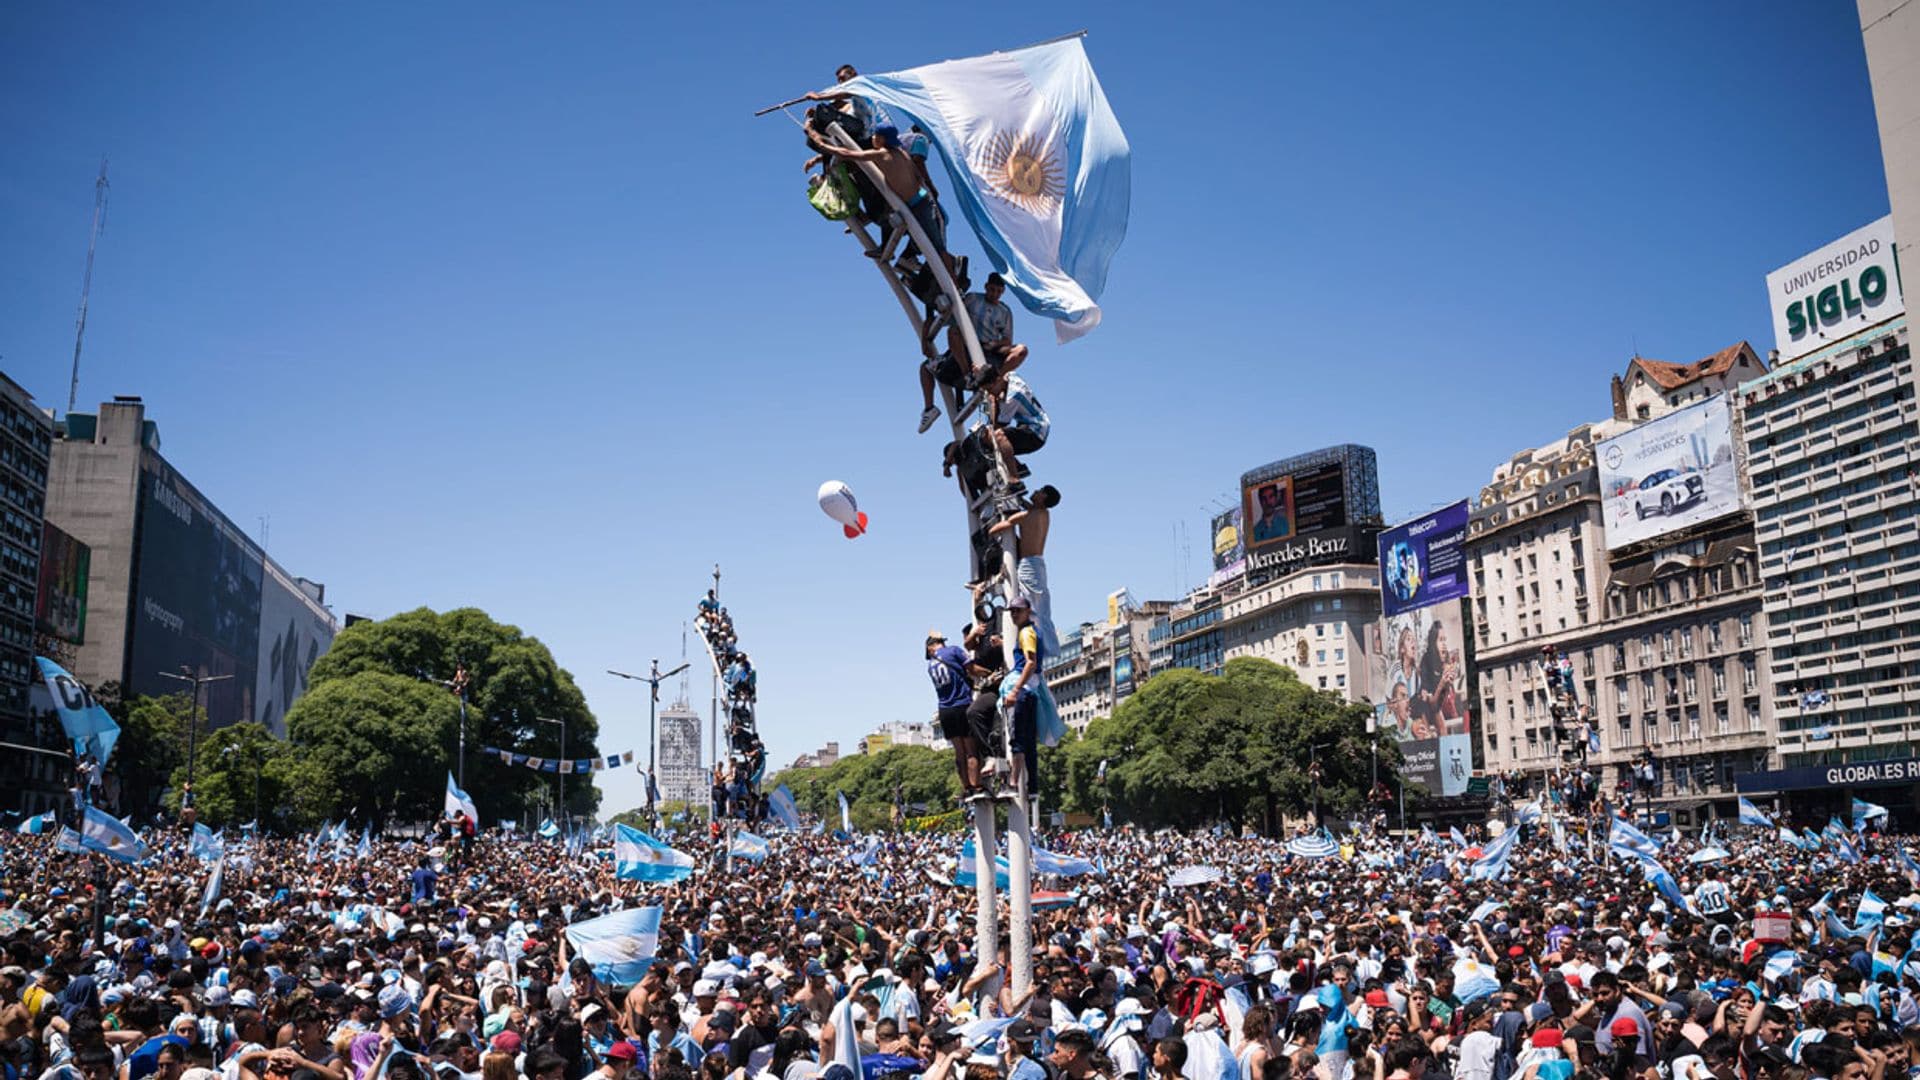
[114,693,194,815]
[282,671,459,830]
[164,721,292,830]
[303,607,603,823]
[768,744,961,831]
[1067,658,1400,834]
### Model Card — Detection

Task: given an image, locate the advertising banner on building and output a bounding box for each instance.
[1369,599,1471,797]
[1207,507,1245,588]
[1378,500,1470,617]
[1243,461,1347,552]
[254,562,336,737]
[1766,215,1904,363]
[35,522,89,645]
[1597,395,1742,550]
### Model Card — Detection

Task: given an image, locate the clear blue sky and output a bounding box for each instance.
[0,2,1891,817]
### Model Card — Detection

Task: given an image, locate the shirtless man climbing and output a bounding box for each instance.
[987,484,1060,656]
[806,124,959,283]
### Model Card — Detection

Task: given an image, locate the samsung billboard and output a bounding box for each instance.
[1597,395,1742,550]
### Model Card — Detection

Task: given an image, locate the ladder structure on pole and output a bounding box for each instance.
[694,593,767,825]
[820,122,1036,999]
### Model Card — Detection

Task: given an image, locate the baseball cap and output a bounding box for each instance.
[490,1032,522,1055]
[1609,1017,1641,1038]
[1006,1018,1038,1042]
[605,1042,638,1062]
[1009,596,1032,611]
[1532,1029,1564,1049]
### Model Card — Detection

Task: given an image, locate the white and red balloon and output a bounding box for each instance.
[816,480,868,539]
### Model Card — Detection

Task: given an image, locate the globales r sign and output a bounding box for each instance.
[1766,215,1903,362]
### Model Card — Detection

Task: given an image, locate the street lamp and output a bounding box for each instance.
[420,666,471,787]
[535,716,566,828]
[158,667,232,820]
[609,659,690,787]
[221,743,263,828]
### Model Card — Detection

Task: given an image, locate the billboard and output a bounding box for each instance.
[127,457,263,729]
[1243,462,1346,551]
[254,562,336,736]
[1378,501,1470,617]
[1237,445,1382,579]
[1210,508,1244,572]
[1766,215,1904,363]
[1369,600,1471,797]
[35,522,89,645]
[1597,395,1742,550]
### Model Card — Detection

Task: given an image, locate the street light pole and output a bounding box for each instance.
[158,668,232,820]
[536,716,566,828]
[609,659,689,806]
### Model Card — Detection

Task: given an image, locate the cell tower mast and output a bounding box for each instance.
[68,160,110,415]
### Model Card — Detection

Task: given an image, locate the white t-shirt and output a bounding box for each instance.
[1456,1030,1501,1080]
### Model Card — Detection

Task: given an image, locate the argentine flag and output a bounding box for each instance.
[837,790,853,834]
[1514,800,1543,826]
[1739,797,1774,828]
[1467,826,1519,882]
[1858,889,1888,927]
[565,905,661,987]
[1032,845,1098,877]
[1609,817,1663,861]
[839,36,1130,342]
[613,824,695,882]
[80,804,145,864]
[954,837,1012,890]
[538,818,560,839]
[730,830,770,863]
[767,785,802,831]
[1853,798,1890,832]
[190,823,224,862]
[14,812,51,835]
[445,773,478,827]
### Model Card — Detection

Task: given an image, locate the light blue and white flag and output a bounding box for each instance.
[839,36,1131,342]
[1469,899,1506,924]
[612,824,695,882]
[199,855,224,919]
[1609,817,1663,861]
[1739,797,1774,828]
[1032,845,1099,877]
[564,905,661,987]
[954,837,1012,889]
[14,812,51,835]
[1778,826,1807,851]
[355,825,371,859]
[1764,950,1798,984]
[767,785,802,831]
[1836,835,1865,864]
[1467,826,1519,882]
[1858,889,1888,927]
[1452,957,1501,1004]
[1514,801,1543,826]
[36,657,120,766]
[79,804,145,864]
[1449,826,1468,848]
[1639,856,1698,916]
[1896,844,1920,884]
[853,836,882,867]
[445,773,478,827]
[837,790,852,834]
[1854,798,1890,832]
[538,818,560,839]
[191,823,224,862]
[730,831,770,863]
[828,984,864,1076]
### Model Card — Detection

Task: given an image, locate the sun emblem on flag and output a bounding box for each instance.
[977,129,1064,216]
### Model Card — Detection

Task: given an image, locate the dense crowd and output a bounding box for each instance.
[4,814,1918,1080]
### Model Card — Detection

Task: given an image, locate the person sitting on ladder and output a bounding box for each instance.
[805,124,961,288]
[917,273,1029,434]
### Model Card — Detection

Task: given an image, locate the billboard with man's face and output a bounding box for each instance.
[1242,462,1346,552]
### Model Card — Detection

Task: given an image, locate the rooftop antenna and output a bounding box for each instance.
[258,515,270,554]
[679,621,691,703]
[68,160,110,415]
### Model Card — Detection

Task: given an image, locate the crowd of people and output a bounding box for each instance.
[7,808,1920,1080]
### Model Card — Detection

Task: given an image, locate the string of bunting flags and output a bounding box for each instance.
[483,746,635,774]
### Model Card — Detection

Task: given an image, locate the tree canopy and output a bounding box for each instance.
[284,607,603,828]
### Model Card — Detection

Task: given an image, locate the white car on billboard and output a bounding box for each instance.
[1630,468,1705,520]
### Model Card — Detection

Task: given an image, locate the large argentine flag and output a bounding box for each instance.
[564,905,661,987]
[37,657,121,765]
[840,36,1130,342]
[613,824,695,882]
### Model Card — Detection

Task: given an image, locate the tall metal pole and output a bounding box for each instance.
[158,669,231,814]
[710,564,721,802]
[649,658,660,778]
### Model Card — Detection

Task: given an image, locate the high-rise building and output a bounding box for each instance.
[47,396,336,735]
[1860,0,1919,279]
[655,701,705,806]
[0,373,62,813]
[1467,346,1774,827]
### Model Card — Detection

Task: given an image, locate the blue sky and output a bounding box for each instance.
[0,2,1892,817]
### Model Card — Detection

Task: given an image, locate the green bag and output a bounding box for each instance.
[808,164,858,221]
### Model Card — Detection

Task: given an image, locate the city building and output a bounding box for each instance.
[655,701,705,805]
[1154,564,1380,695]
[47,396,336,734]
[788,741,840,770]
[1735,316,1914,817]
[860,720,937,754]
[0,373,61,813]
[1860,0,1919,279]
[1468,345,1774,826]
[1046,597,1170,730]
